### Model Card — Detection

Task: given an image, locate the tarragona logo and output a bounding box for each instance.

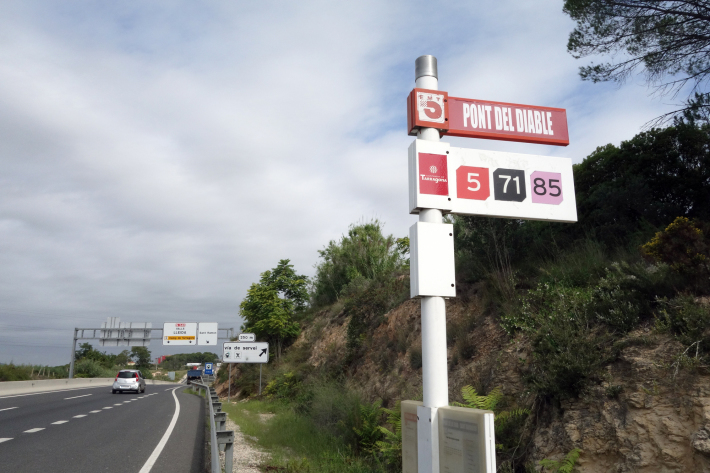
[417,92,446,124]
[419,153,448,196]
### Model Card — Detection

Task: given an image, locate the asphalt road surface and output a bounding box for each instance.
[0,383,205,472]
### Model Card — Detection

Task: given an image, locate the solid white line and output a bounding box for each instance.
[138,387,181,473]
[0,385,107,400]
[64,394,92,400]
[73,415,87,418]
[51,421,68,425]
[0,407,18,412]
[0,438,12,443]
[24,428,44,433]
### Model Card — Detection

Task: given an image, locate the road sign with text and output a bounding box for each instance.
[163,322,197,345]
[198,323,218,346]
[407,88,569,146]
[223,342,269,363]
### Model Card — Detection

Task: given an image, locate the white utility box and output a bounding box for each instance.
[409,222,456,298]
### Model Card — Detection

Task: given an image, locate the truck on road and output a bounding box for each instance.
[186,369,203,384]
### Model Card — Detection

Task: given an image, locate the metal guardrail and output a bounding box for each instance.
[192,381,234,473]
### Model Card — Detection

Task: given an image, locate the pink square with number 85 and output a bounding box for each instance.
[530,171,563,205]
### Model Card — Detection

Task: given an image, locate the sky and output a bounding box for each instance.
[0,1,683,365]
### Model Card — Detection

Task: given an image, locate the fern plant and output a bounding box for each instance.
[539,448,582,473]
[452,385,530,450]
[353,399,384,454]
[374,401,403,470]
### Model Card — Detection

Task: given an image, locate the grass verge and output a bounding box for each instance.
[222,400,385,473]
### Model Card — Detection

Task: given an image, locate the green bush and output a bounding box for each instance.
[656,295,710,351]
[74,359,115,378]
[312,219,407,307]
[642,217,710,275]
[505,281,615,399]
[408,346,422,370]
[263,371,303,400]
[0,364,31,381]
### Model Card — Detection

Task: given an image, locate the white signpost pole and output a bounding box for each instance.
[415,55,449,473]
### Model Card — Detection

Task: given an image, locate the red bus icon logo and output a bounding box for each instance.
[417,93,446,124]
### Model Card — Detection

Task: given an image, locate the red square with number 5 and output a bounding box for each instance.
[457,166,490,200]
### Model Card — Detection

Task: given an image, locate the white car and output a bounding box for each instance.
[112,370,146,394]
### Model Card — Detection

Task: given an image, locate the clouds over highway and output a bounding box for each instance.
[0,1,678,363]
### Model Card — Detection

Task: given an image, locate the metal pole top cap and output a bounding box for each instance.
[415,55,438,81]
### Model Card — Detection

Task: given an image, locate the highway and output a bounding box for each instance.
[0,383,205,472]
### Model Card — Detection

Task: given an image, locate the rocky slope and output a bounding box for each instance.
[219,295,710,472]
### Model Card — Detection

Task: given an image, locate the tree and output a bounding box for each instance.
[240,259,308,359]
[564,0,710,120]
[130,346,152,370]
[115,350,131,367]
[312,219,407,306]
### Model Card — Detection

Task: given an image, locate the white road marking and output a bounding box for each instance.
[114,403,122,406]
[51,421,68,425]
[89,410,101,413]
[102,407,112,410]
[64,394,92,400]
[73,415,87,418]
[0,438,12,443]
[0,407,18,412]
[123,401,131,404]
[138,387,181,473]
[23,428,44,433]
[0,386,107,400]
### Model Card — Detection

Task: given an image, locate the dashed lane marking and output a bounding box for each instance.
[73,415,87,418]
[51,421,68,425]
[0,438,12,443]
[89,410,101,413]
[64,394,92,400]
[23,428,44,433]
[114,403,123,406]
[0,407,18,412]
[0,386,107,400]
[102,407,112,410]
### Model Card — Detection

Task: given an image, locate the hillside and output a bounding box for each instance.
[216,119,710,472]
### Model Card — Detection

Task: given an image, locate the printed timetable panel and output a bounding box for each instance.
[447,147,577,222]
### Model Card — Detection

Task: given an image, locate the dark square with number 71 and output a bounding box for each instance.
[493,168,527,202]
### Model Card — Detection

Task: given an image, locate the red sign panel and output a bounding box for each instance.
[447,97,569,146]
[407,89,569,146]
[418,153,448,196]
[407,88,449,135]
[456,166,490,201]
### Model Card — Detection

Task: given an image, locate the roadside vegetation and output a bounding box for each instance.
[0,344,217,382]
[220,115,710,472]
[0,363,68,381]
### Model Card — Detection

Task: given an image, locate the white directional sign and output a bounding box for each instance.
[198,322,218,346]
[223,342,269,363]
[238,333,255,342]
[163,322,197,345]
